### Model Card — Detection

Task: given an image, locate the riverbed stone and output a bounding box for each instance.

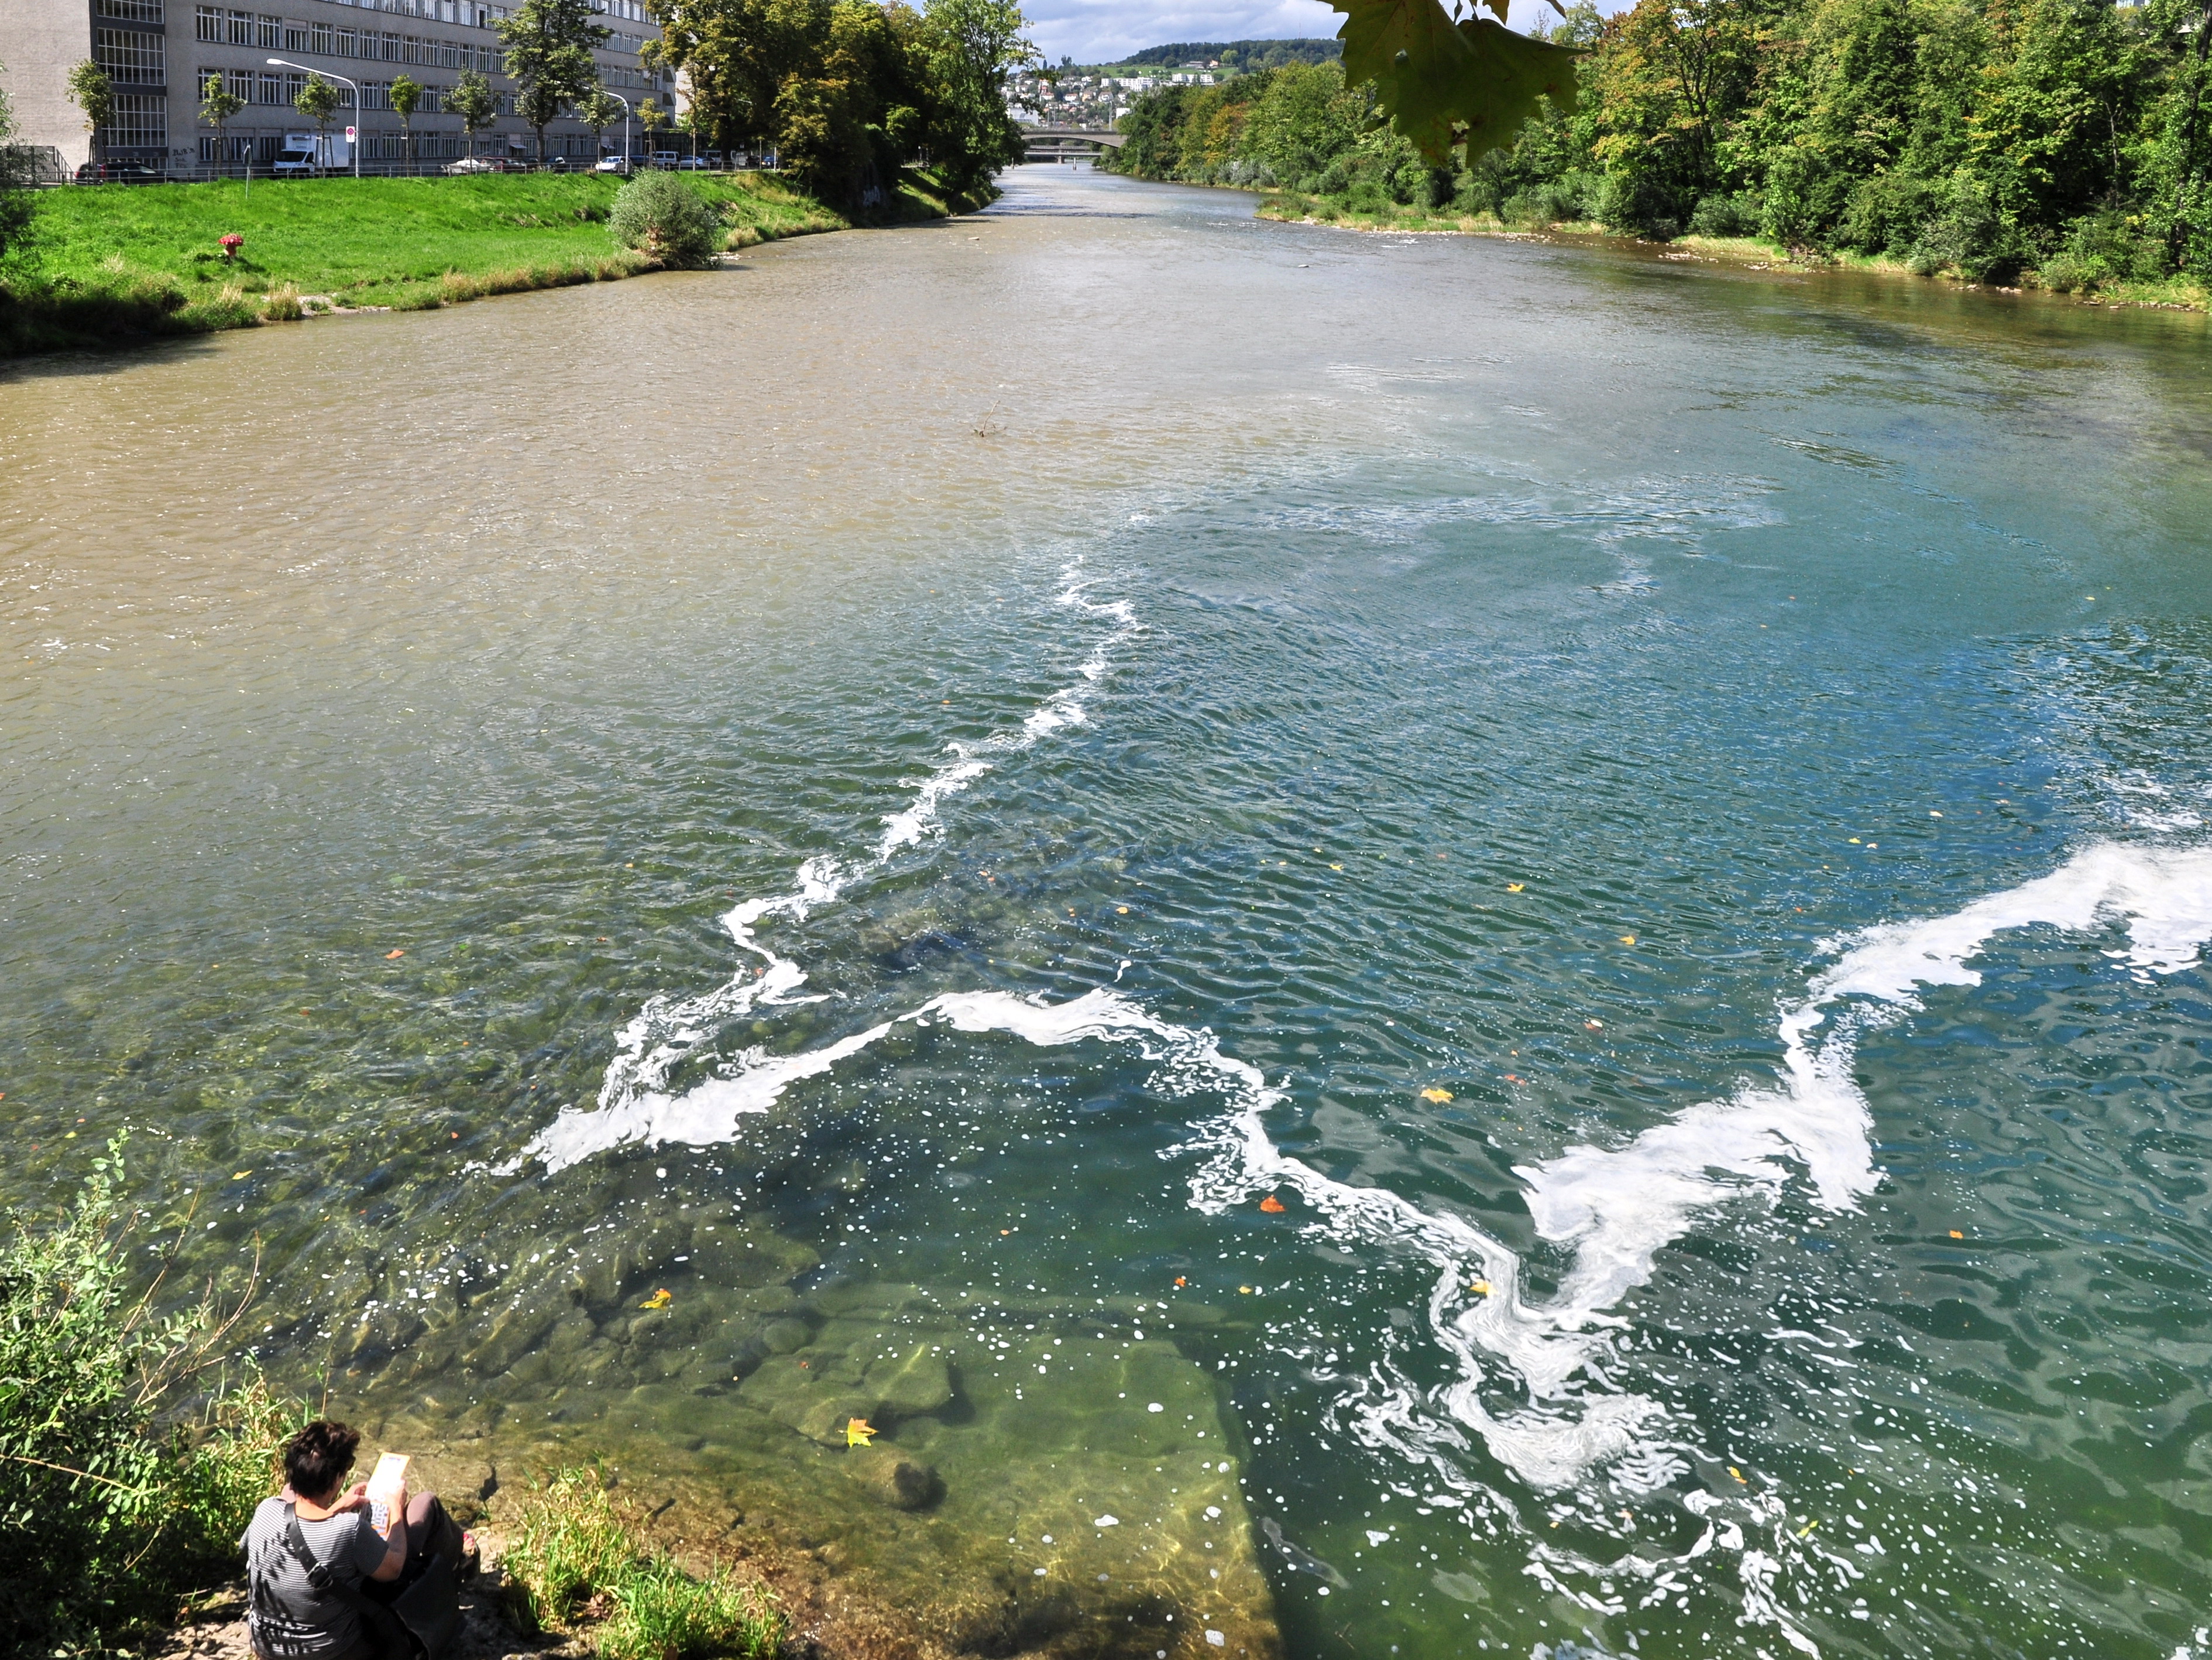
[342,1278,1282,1658]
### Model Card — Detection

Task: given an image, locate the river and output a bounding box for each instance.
[6,162,2212,1659]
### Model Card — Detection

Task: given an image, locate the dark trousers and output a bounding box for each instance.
[361,1494,465,1603]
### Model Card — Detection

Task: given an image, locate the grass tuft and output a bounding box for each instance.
[502,1469,782,1660]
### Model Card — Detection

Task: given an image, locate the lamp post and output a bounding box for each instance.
[266,57,362,177]
[606,89,631,173]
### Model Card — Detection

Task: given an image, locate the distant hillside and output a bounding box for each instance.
[1114,39,1341,70]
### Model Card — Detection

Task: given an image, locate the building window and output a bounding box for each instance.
[98,0,166,20]
[226,67,253,100]
[284,18,307,50]
[256,13,281,48]
[256,70,280,103]
[336,26,356,54]
[197,5,221,40]
[95,29,166,85]
[312,20,333,52]
[226,9,250,44]
[101,94,167,148]
[383,32,401,61]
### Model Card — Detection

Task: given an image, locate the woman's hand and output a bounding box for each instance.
[334,1481,372,1512]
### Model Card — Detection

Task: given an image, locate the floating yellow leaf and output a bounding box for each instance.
[1238,1285,1253,1294]
[232,1171,252,1180]
[1619,935,1636,946]
[1506,883,1524,892]
[1728,1466,1747,1484]
[1420,1088,1453,1103]
[846,1418,876,1448]
[639,1288,672,1310]
[1117,906,1129,914]
[385,949,406,960]
[1469,1280,1491,1296]
[1948,1229,1964,1239]
[1797,1520,1819,1538]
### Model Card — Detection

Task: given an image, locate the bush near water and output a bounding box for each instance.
[0,1138,299,1653]
[1105,0,2212,304]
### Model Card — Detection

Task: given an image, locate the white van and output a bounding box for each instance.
[271,131,351,176]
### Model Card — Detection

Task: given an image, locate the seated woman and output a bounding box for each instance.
[242,1419,470,1660]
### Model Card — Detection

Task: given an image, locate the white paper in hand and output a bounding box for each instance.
[365,1453,410,1540]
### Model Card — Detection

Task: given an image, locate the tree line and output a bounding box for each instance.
[643,0,1031,205]
[1108,0,2212,293]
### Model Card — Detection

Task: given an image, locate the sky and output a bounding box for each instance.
[1022,0,1568,67]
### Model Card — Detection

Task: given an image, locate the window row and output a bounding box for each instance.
[197,67,566,118]
[98,94,168,148]
[95,29,167,85]
[95,0,166,22]
[194,9,510,70]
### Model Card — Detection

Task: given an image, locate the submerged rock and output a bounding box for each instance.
[843,1446,943,1510]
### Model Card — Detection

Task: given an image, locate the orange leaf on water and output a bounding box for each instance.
[385,949,406,959]
[1259,1195,1286,1214]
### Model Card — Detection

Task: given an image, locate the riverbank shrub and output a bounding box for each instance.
[0,1138,298,1651]
[503,1469,782,1660]
[609,173,719,268]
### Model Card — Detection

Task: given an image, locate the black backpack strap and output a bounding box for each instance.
[277,1503,424,1660]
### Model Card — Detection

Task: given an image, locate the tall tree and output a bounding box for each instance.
[497,0,609,164]
[390,73,424,168]
[919,0,1035,194]
[66,60,114,173]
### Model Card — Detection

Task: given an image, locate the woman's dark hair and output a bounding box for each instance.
[284,1420,361,1500]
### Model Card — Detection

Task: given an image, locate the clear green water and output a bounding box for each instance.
[6,165,2212,1659]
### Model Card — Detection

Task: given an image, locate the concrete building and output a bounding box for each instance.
[0,0,671,174]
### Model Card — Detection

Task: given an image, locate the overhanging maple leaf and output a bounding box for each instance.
[1331,0,1583,163]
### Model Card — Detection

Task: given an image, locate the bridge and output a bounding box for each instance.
[1020,126,1126,162]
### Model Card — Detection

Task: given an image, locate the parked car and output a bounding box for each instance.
[649,150,679,169]
[74,161,163,183]
[444,156,520,174]
[595,155,631,174]
[675,155,709,170]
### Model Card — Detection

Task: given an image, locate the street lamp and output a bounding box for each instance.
[604,88,633,173]
[266,57,362,177]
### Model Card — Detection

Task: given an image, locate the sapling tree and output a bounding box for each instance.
[200,71,246,170]
[448,67,497,155]
[579,86,625,164]
[66,60,114,173]
[390,73,423,167]
[294,72,342,167]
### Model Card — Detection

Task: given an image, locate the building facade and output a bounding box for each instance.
[0,0,669,173]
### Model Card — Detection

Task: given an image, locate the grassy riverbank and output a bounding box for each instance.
[1252,188,2212,311]
[0,168,985,358]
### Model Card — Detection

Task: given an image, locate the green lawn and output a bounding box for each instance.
[1,169,974,356]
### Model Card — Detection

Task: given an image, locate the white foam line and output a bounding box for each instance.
[525,840,2212,1503]
[506,571,1139,1177]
